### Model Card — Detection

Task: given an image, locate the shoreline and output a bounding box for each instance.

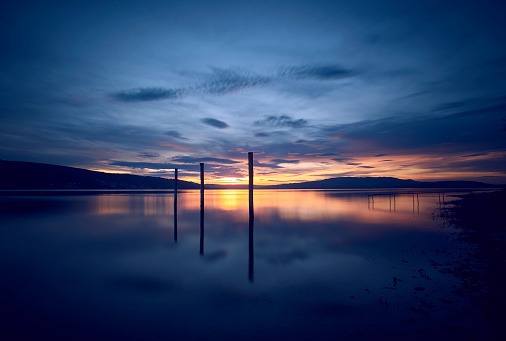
[442,189,506,339]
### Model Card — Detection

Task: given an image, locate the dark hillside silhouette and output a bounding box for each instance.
[265,177,500,189]
[0,160,199,189]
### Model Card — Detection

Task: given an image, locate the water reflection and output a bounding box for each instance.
[174,188,178,242]
[0,189,489,341]
[200,187,204,255]
[249,187,254,282]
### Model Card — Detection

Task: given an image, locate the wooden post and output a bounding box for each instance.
[174,168,178,242]
[248,152,254,218]
[200,163,204,255]
[175,168,178,191]
[248,152,254,282]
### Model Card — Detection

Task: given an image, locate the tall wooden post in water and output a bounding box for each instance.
[200,163,204,255]
[174,168,178,242]
[248,152,254,282]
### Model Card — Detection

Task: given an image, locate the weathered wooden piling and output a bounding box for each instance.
[200,163,204,255]
[248,152,254,282]
[174,168,178,241]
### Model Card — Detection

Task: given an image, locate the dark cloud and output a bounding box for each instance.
[111,87,184,102]
[359,166,375,168]
[418,154,506,175]
[279,65,354,80]
[201,118,230,129]
[270,159,300,164]
[321,104,506,155]
[332,158,351,163]
[375,154,388,157]
[255,132,270,137]
[137,152,160,158]
[461,153,488,158]
[171,156,240,164]
[110,161,199,171]
[163,131,187,139]
[254,115,308,128]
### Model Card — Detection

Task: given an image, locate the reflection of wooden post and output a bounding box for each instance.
[248,152,254,282]
[200,163,204,255]
[174,168,178,242]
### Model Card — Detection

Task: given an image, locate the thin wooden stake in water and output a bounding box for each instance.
[174,168,178,242]
[248,152,254,282]
[200,163,204,255]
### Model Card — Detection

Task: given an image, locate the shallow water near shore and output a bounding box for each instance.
[0,189,495,340]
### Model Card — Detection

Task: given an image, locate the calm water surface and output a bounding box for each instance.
[0,190,492,340]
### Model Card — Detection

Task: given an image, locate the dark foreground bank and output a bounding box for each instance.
[443,189,506,339]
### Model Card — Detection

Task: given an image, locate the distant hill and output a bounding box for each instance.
[263,176,500,189]
[0,159,501,190]
[0,160,199,189]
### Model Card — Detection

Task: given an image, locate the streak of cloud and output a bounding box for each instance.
[254,115,308,128]
[111,88,184,102]
[137,152,160,158]
[163,131,187,139]
[171,156,240,164]
[201,118,230,129]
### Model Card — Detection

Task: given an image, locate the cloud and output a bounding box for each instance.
[201,118,230,129]
[253,160,282,169]
[255,132,270,137]
[279,65,354,80]
[137,152,160,158]
[254,115,308,128]
[461,153,488,158]
[109,64,355,103]
[251,158,300,169]
[432,93,506,112]
[110,161,199,171]
[111,87,184,102]
[332,158,352,163]
[110,160,246,178]
[163,131,187,139]
[171,156,240,164]
[198,67,271,95]
[204,164,245,178]
[320,104,506,159]
[270,159,300,164]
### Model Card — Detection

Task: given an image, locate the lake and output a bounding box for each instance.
[0,189,493,340]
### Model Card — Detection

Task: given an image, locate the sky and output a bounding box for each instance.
[1,0,506,185]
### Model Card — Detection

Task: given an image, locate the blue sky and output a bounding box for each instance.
[1,0,506,184]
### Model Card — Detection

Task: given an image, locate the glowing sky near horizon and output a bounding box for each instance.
[1,0,506,185]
